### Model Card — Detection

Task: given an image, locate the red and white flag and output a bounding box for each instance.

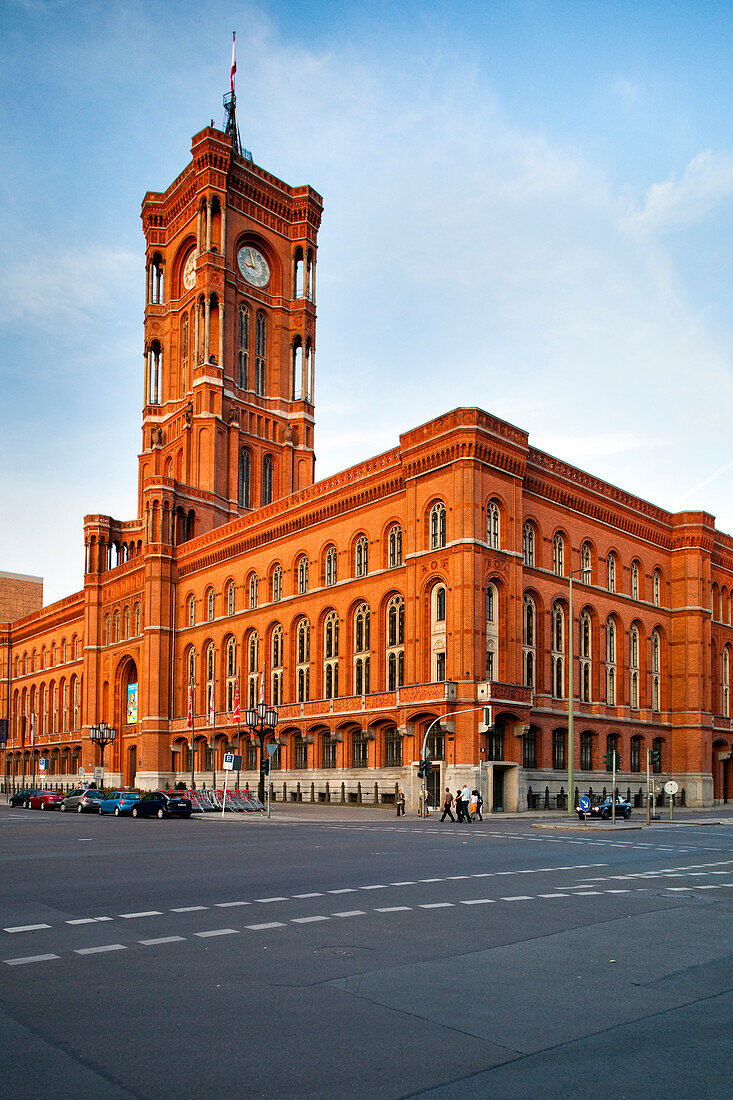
[259,660,266,706]
[187,684,193,729]
[208,683,215,727]
[230,32,237,93]
[232,671,240,724]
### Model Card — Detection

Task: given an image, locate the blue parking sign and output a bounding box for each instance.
[579,795,591,812]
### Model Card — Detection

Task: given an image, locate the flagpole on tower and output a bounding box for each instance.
[223,31,245,157]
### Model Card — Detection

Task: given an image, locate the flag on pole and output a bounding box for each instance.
[232,671,240,724]
[208,683,215,727]
[230,32,236,93]
[29,712,35,747]
[259,660,266,706]
[187,683,193,729]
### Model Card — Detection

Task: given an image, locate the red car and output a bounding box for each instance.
[28,790,65,811]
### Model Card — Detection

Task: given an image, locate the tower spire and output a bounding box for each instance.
[224,31,250,160]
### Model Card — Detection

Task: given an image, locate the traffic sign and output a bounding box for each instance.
[664,780,679,796]
[39,758,47,771]
[267,743,278,758]
[579,795,590,812]
[223,752,234,770]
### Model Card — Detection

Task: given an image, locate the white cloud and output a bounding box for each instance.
[626,149,733,234]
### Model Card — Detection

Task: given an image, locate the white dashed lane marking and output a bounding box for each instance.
[245,922,285,930]
[171,906,208,913]
[375,906,412,913]
[194,928,238,938]
[215,901,250,908]
[419,902,454,909]
[5,953,60,966]
[75,944,126,956]
[139,936,185,946]
[460,898,495,905]
[333,911,365,918]
[119,911,162,920]
[3,924,51,934]
[291,916,330,924]
[254,897,287,903]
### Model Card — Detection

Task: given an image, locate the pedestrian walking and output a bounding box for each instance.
[440,788,455,822]
[460,783,471,822]
[475,788,484,821]
[455,790,464,823]
[469,789,478,821]
[396,787,406,817]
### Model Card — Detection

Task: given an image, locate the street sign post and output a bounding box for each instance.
[579,794,590,825]
[266,742,278,818]
[221,753,243,817]
[664,779,679,821]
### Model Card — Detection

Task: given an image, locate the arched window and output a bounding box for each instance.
[134,604,141,635]
[553,533,565,577]
[606,618,617,705]
[431,584,447,683]
[486,583,498,683]
[630,624,640,709]
[487,500,500,549]
[386,595,405,690]
[653,569,661,607]
[551,601,565,698]
[225,637,237,713]
[247,632,259,709]
[652,629,661,711]
[723,648,730,718]
[355,536,368,578]
[523,523,535,567]
[430,503,446,549]
[298,556,309,595]
[188,595,196,627]
[205,642,216,719]
[262,455,273,506]
[124,608,130,640]
[271,564,282,603]
[114,611,120,643]
[72,676,79,731]
[631,561,640,601]
[607,553,617,593]
[249,574,258,610]
[238,449,251,509]
[271,625,283,706]
[581,541,592,580]
[523,594,535,689]
[206,588,215,622]
[227,582,236,616]
[238,304,249,389]
[630,735,642,773]
[325,546,337,587]
[580,609,591,703]
[652,736,663,773]
[296,618,310,702]
[255,312,266,395]
[354,603,371,696]
[324,611,339,699]
[181,312,189,394]
[61,680,68,732]
[388,524,403,568]
[606,733,620,772]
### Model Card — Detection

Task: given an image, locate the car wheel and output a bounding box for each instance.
[40,802,46,810]
[157,808,165,819]
[132,806,139,818]
[77,803,83,813]
[24,800,30,809]
[114,807,121,816]
[60,803,66,812]
[625,809,631,819]
[98,805,103,814]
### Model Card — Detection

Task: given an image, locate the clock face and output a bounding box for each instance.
[237,246,270,288]
[182,252,196,291]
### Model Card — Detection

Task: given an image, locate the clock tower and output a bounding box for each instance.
[137,113,322,544]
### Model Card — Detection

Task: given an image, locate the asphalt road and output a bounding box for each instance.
[1,805,731,1099]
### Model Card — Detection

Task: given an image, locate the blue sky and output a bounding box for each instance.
[2,0,732,604]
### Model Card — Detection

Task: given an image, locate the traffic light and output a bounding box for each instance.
[604,751,620,769]
[417,757,432,779]
[424,760,433,778]
[650,749,661,765]
[262,759,270,775]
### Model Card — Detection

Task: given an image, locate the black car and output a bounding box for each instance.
[131,791,192,819]
[9,788,44,808]
[577,795,632,821]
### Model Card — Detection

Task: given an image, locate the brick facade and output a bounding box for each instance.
[2,121,732,808]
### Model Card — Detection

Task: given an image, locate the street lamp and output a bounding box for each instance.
[567,566,592,814]
[89,721,117,784]
[245,702,278,805]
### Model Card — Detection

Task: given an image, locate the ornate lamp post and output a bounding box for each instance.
[245,702,278,805]
[89,721,117,784]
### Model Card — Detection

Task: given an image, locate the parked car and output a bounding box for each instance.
[131,791,192,819]
[61,788,106,813]
[577,795,632,821]
[28,790,65,810]
[9,788,44,808]
[98,791,140,816]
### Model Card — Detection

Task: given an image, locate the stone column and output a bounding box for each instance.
[204,297,211,361]
[219,303,225,368]
[206,197,212,252]
[196,205,203,255]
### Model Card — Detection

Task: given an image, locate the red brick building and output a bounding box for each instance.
[2,116,732,809]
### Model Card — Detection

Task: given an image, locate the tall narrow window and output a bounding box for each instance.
[271,565,282,603]
[249,574,258,610]
[652,737,663,773]
[630,735,641,772]
[296,618,310,702]
[581,541,592,580]
[487,501,500,549]
[430,503,446,549]
[432,584,447,683]
[388,524,403,568]
[653,569,661,607]
[247,632,259,710]
[630,624,640,709]
[188,595,196,627]
[354,603,371,696]
[606,733,619,771]
[324,611,339,699]
[227,582,236,616]
[723,648,730,718]
[355,536,368,578]
[580,731,593,771]
[606,618,617,705]
[607,553,617,593]
[553,533,565,577]
[238,449,251,509]
[255,312,266,395]
[651,629,661,711]
[238,304,249,389]
[298,556,309,594]
[551,601,564,698]
[579,609,591,703]
[386,595,405,690]
[523,523,534,567]
[486,583,498,683]
[206,588,215,622]
[523,594,535,689]
[552,729,566,770]
[181,313,189,395]
[262,455,273,506]
[205,642,215,721]
[325,546,337,587]
[271,625,283,706]
[631,561,640,601]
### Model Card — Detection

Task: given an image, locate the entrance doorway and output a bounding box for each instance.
[427,767,441,811]
[492,768,504,812]
[127,745,137,787]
